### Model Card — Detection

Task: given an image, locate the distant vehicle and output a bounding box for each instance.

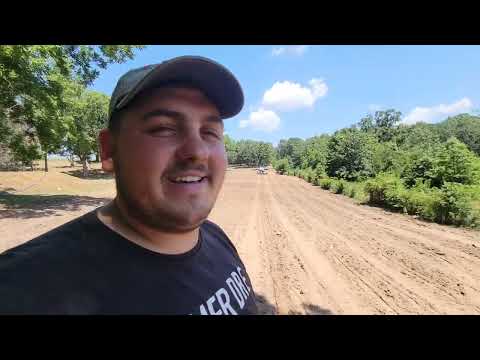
[256,166,268,175]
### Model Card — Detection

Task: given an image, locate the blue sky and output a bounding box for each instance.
[90,45,480,146]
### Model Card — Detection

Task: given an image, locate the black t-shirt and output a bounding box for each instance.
[0,210,258,315]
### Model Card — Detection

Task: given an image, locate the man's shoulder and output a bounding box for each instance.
[201,220,239,256]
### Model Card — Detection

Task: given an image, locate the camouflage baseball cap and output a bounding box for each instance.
[108,55,244,122]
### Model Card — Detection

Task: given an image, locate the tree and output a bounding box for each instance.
[224,134,238,164]
[0,45,145,170]
[373,109,402,142]
[401,149,438,188]
[428,137,480,187]
[276,139,289,159]
[8,132,42,170]
[232,140,275,167]
[358,114,375,133]
[254,142,274,167]
[275,137,305,168]
[235,140,255,166]
[64,89,110,177]
[372,141,407,176]
[359,109,402,143]
[299,135,330,171]
[437,113,480,156]
[326,128,377,181]
[394,122,440,150]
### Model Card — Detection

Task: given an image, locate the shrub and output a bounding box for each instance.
[342,182,356,198]
[274,158,290,175]
[428,138,480,187]
[436,183,480,227]
[334,180,346,194]
[314,163,327,181]
[364,172,405,207]
[319,178,333,190]
[329,180,339,193]
[304,167,315,183]
[298,169,306,180]
[365,174,480,227]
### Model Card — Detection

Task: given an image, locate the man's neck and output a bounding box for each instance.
[96,199,200,255]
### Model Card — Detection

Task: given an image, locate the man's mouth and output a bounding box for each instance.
[170,176,207,184]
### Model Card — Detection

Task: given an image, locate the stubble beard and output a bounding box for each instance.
[113,158,222,233]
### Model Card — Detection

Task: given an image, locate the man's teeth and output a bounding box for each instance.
[174,176,203,183]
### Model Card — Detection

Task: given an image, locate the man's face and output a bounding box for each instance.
[104,86,227,232]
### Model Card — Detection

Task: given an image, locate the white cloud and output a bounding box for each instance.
[261,78,328,111]
[271,45,309,56]
[309,78,328,98]
[403,98,473,124]
[239,108,281,132]
[368,104,384,112]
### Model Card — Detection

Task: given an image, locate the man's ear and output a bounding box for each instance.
[98,129,115,173]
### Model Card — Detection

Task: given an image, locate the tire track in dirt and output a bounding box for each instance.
[211,169,480,314]
[286,178,480,305]
[267,173,480,314]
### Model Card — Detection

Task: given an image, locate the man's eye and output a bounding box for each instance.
[203,130,221,139]
[147,127,176,136]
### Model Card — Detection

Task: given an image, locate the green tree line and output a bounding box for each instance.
[273,110,480,228]
[224,135,275,167]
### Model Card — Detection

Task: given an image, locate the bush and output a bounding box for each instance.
[326,128,376,181]
[319,178,333,190]
[354,182,369,203]
[342,182,356,198]
[329,180,339,193]
[347,186,356,198]
[364,172,405,208]
[314,163,327,180]
[435,183,480,227]
[401,153,436,188]
[428,138,480,187]
[401,184,479,227]
[274,158,290,175]
[303,167,315,183]
[332,180,346,194]
[365,173,480,227]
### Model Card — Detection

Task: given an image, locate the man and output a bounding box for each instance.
[0,56,258,315]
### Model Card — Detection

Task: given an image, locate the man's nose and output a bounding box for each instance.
[176,132,209,163]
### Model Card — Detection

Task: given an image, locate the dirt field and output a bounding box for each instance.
[2,162,480,314]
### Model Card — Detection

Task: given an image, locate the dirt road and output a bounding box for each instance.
[2,166,480,314]
[209,168,480,314]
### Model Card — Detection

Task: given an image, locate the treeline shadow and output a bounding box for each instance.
[0,190,112,219]
[61,169,114,180]
[255,293,333,315]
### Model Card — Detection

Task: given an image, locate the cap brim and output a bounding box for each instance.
[115,56,244,119]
